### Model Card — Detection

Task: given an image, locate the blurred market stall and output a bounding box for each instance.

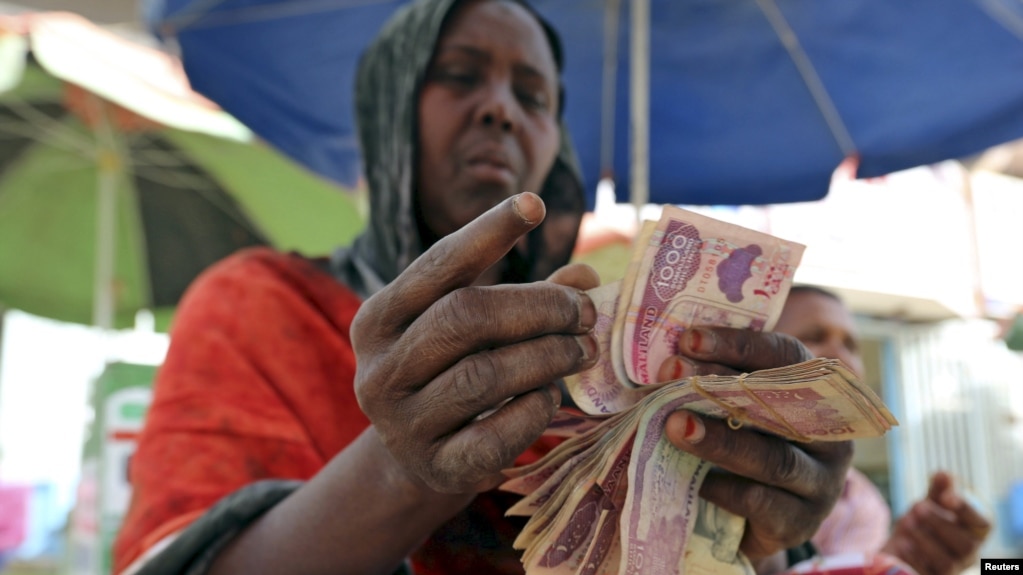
[0,12,364,330]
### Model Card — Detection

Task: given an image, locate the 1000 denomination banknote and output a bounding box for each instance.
[620,207,805,386]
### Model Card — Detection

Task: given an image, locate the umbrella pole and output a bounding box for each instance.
[94,163,116,331]
[630,0,650,218]
[601,0,621,181]
[92,98,119,332]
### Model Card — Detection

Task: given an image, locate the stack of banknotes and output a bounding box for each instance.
[499,206,898,575]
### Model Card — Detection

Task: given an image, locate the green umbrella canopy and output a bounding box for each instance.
[0,13,365,330]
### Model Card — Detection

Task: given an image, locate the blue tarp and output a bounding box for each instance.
[147,0,1023,207]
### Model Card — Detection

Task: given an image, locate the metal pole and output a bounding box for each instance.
[601,0,622,180]
[92,96,118,331]
[630,0,650,217]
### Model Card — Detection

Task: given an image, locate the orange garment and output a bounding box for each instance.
[114,247,557,575]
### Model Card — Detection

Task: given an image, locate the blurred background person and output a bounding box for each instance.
[775,285,992,575]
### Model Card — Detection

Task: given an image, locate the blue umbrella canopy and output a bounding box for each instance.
[146,0,1023,207]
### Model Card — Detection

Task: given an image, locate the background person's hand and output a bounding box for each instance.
[351,193,599,495]
[881,471,991,575]
[660,327,854,560]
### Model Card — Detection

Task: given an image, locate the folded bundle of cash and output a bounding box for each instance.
[499,206,898,575]
[567,205,808,415]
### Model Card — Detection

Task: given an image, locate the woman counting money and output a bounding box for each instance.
[113,1,852,574]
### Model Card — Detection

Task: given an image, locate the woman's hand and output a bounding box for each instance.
[660,327,854,560]
[351,193,599,495]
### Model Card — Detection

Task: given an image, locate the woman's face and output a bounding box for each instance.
[416,0,561,242]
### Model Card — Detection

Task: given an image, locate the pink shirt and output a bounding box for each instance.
[812,468,892,556]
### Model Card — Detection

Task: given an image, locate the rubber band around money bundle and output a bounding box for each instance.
[689,374,814,443]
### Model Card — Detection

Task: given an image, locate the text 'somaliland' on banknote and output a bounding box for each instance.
[503,206,898,575]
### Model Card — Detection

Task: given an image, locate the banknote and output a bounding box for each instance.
[682,499,753,575]
[565,206,805,416]
[509,359,897,575]
[619,390,710,575]
[611,220,657,387]
[620,206,804,386]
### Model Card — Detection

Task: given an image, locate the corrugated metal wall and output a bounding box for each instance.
[861,318,1023,558]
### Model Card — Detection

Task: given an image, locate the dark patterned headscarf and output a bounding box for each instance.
[331,0,586,298]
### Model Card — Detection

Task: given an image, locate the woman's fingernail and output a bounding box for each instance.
[512,192,543,224]
[576,333,597,363]
[670,357,686,379]
[544,383,562,408]
[676,411,705,443]
[662,356,698,381]
[686,328,717,354]
[578,293,596,330]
